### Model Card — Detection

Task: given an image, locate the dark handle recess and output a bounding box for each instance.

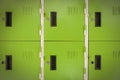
[6,55,12,70]
[50,55,56,70]
[95,55,101,70]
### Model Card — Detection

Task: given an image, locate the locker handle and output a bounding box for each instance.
[95,55,101,70]
[95,12,101,27]
[6,55,12,70]
[51,12,57,27]
[50,55,56,70]
[6,12,12,27]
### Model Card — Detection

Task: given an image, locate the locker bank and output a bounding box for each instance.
[0,0,120,80]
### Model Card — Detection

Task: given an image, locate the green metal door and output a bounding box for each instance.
[89,42,120,80]
[89,0,120,41]
[44,42,84,80]
[0,42,40,80]
[0,0,40,40]
[44,0,84,41]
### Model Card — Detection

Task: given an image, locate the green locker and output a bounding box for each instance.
[89,42,120,80]
[44,42,84,80]
[88,0,120,80]
[0,42,40,80]
[0,0,41,80]
[89,0,120,40]
[0,0,40,40]
[44,0,84,41]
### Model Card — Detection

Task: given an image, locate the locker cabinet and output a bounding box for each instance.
[44,42,84,80]
[0,42,40,80]
[89,0,120,80]
[0,0,40,40]
[44,0,84,41]
[89,42,120,80]
[89,0,120,40]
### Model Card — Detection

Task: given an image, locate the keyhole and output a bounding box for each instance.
[91,61,94,64]
[1,61,4,64]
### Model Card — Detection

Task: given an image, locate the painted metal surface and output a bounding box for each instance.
[44,42,84,80]
[44,0,85,80]
[0,0,40,80]
[89,0,120,80]
[89,0,120,40]
[0,0,120,80]
[0,0,40,40]
[89,42,120,80]
[0,42,40,80]
[44,0,85,41]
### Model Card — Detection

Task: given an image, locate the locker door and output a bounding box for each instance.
[44,0,84,41]
[0,0,40,40]
[0,42,40,80]
[44,42,84,80]
[89,0,120,41]
[89,42,120,80]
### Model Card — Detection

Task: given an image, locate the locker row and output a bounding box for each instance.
[0,0,120,41]
[0,42,120,80]
[0,0,120,80]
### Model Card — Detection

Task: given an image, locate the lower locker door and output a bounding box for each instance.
[0,42,40,80]
[89,42,120,80]
[44,42,84,80]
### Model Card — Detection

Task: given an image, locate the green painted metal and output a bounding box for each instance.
[44,0,85,80]
[0,42,40,80]
[89,0,120,40]
[89,42,120,80]
[44,42,84,80]
[44,0,85,41]
[0,0,40,80]
[0,0,120,80]
[89,0,120,80]
[0,0,40,40]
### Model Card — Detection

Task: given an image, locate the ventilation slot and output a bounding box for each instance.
[113,6,120,15]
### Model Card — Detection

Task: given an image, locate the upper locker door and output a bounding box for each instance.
[0,0,40,40]
[89,0,120,41]
[44,0,84,41]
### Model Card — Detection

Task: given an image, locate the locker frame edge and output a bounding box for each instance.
[40,0,44,80]
[84,0,89,80]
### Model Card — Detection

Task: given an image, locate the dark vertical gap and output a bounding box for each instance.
[51,12,57,27]
[50,55,56,70]
[6,12,12,27]
[95,12,101,27]
[95,55,101,70]
[6,55,12,70]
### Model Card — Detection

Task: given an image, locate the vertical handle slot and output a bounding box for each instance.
[50,55,56,70]
[95,55,101,70]
[95,12,101,27]
[51,12,57,27]
[6,55,12,70]
[6,12,12,27]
